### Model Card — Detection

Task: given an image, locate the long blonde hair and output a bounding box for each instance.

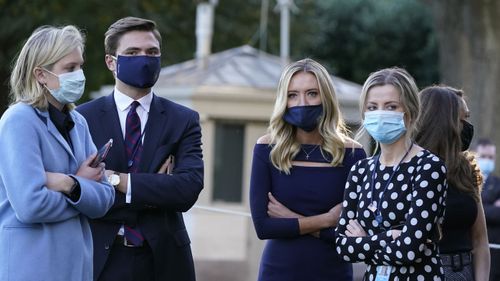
[268,58,349,174]
[9,25,85,110]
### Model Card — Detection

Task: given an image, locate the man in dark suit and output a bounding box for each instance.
[77,17,203,281]
[475,138,500,281]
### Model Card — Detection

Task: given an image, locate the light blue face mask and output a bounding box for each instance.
[477,158,495,177]
[44,69,86,104]
[363,110,407,144]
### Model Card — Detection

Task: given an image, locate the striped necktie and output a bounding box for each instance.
[125,101,143,173]
[123,101,144,246]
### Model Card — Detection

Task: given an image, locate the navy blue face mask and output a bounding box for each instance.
[114,55,161,88]
[283,105,323,132]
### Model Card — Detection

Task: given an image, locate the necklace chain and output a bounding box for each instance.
[301,144,320,160]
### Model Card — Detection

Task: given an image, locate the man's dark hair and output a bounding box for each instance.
[476,137,495,147]
[104,17,161,56]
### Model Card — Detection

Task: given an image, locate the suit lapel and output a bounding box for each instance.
[139,95,166,172]
[101,93,129,172]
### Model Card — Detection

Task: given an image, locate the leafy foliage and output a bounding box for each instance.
[0,0,438,114]
[0,0,199,110]
[304,0,439,87]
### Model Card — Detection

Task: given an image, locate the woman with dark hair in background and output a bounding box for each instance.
[415,85,490,281]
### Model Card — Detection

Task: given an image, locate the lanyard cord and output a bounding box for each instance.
[370,142,414,224]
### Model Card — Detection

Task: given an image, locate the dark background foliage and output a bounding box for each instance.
[0,0,438,113]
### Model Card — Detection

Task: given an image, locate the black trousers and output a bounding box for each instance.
[98,239,155,281]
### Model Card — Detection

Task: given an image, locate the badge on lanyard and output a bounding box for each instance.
[368,201,377,212]
[375,265,392,281]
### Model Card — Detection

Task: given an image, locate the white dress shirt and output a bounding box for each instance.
[113,88,153,203]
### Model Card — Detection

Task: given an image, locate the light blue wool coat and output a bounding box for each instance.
[0,102,115,281]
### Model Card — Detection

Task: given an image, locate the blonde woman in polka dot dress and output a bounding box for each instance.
[335,68,448,281]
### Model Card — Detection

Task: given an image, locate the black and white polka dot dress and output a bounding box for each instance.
[335,149,448,281]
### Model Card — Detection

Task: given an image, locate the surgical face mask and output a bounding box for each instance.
[112,55,161,88]
[477,158,495,177]
[460,120,474,151]
[44,69,85,104]
[363,110,407,144]
[283,105,323,132]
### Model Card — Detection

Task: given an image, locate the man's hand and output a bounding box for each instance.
[157,155,174,174]
[104,169,128,194]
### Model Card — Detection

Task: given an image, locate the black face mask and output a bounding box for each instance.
[460,120,474,151]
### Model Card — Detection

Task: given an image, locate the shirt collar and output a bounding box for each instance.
[113,87,153,113]
[48,103,74,132]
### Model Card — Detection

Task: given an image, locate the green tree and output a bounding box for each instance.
[305,0,439,87]
[0,0,438,115]
[0,0,302,113]
[426,0,500,152]
[0,0,199,113]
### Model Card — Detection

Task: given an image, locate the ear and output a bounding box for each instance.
[105,54,116,72]
[33,67,47,85]
[402,114,409,127]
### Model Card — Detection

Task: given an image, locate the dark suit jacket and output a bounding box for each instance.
[77,93,203,281]
[482,174,500,244]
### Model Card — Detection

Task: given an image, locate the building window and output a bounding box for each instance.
[213,122,245,202]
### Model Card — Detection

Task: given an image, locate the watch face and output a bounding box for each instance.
[108,174,120,186]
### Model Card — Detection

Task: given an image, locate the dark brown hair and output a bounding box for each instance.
[104,17,162,55]
[415,86,480,201]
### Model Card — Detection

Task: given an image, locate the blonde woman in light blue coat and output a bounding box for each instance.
[0,25,115,281]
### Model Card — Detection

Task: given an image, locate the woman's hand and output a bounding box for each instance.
[327,203,343,226]
[76,153,105,182]
[391,229,402,240]
[267,192,303,219]
[494,199,500,207]
[45,172,75,194]
[345,219,367,237]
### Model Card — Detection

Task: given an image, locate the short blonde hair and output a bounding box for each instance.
[9,25,85,110]
[268,58,349,173]
[357,67,420,140]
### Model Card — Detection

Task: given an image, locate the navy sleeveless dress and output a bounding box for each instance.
[250,144,366,281]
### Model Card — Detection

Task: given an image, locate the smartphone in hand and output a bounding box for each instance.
[90,139,113,168]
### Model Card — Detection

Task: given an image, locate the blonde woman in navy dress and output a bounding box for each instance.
[250,58,366,281]
[335,68,448,280]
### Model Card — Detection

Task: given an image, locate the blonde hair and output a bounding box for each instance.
[268,58,349,174]
[356,67,420,142]
[9,25,85,110]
